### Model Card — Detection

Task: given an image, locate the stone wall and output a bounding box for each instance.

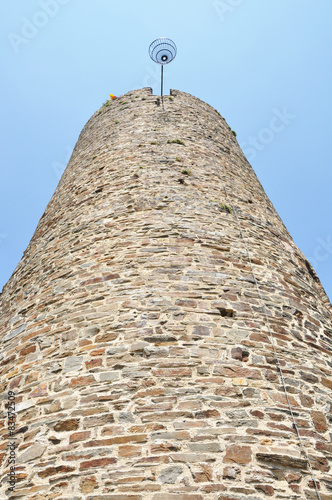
[0,87,331,499]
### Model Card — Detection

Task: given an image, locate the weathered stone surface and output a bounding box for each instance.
[63,355,83,373]
[188,442,223,453]
[86,496,142,500]
[309,454,330,472]
[70,431,91,443]
[312,410,328,432]
[223,466,240,479]
[284,471,302,483]
[153,496,203,500]
[69,375,96,388]
[98,371,120,382]
[118,445,142,457]
[16,444,47,464]
[80,457,117,470]
[4,323,27,342]
[84,414,115,426]
[224,445,252,465]
[321,377,332,390]
[217,496,264,500]
[202,484,227,492]
[254,484,274,496]
[0,87,331,499]
[29,382,48,397]
[38,465,76,478]
[158,466,183,484]
[80,476,98,494]
[256,452,308,468]
[231,347,249,361]
[54,418,80,432]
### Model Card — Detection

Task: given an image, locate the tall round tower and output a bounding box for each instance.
[1,88,331,499]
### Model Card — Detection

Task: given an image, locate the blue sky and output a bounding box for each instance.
[1,0,331,300]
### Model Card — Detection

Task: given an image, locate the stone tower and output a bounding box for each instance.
[1,87,331,500]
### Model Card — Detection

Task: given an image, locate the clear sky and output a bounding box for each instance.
[1,0,331,301]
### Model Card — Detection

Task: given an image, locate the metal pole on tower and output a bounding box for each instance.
[148,37,177,109]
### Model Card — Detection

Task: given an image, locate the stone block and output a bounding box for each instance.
[63,356,83,373]
[224,445,252,464]
[16,444,47,464]
[158,465,183,484]
[54,418,80,432]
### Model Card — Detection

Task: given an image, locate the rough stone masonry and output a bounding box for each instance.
[0,87,331,499]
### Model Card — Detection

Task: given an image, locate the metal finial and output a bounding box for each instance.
[149,38,177,105]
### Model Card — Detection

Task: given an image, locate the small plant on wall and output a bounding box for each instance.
[219,203,232,214]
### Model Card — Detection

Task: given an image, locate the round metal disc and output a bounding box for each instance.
[149,38,177,65]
